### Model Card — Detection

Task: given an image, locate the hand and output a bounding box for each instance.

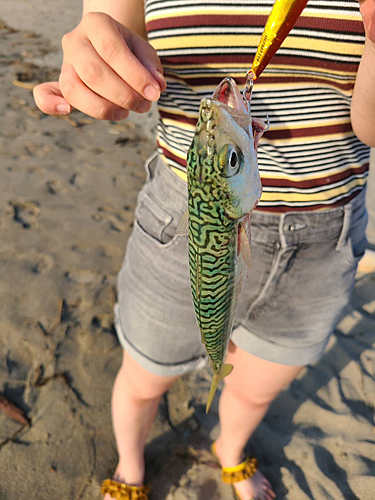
[359,0,375,44]
[33,12,166,120]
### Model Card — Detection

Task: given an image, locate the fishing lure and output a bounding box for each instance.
[252,0,309,79]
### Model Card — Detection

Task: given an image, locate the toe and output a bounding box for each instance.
[266,488,276,499]
[261,483,275,500]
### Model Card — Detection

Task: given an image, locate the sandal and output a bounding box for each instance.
[211,441,258,500]
[101,479,150,500]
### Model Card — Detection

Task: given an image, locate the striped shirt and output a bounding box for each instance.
[145,0,370,212]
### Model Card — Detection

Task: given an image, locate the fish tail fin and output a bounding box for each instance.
[206,363,234,413]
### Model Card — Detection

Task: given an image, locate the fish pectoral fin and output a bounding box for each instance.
[176,210,189,235]
[206,363,234,413]
[240,225,253,268]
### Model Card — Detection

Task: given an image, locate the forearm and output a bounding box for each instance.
[82,0,147,39]
[351,38,375,147]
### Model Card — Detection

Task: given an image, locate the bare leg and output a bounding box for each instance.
[215,341,304,500]
[104,351,179,498]
[357,248,375,274]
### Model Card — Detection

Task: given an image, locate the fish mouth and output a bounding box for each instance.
[198,77,251,132]
[211,77,248,116]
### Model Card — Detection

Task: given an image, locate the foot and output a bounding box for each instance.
[102,460,146,500]
[214,439,276,500]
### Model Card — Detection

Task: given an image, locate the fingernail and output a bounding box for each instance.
[136,101,151,113]
[56,104,70,114]
[114,109,129,120]
[155,72,167,91]
[155,69,167,86]
[144,85,160,101]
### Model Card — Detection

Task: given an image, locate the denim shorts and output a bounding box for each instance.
[115,153,368,375]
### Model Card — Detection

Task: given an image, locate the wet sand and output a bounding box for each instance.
[0,14,374,500]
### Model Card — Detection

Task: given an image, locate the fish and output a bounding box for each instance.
[177,77,268,412]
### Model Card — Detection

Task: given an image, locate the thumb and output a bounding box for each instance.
[33,81,72,115]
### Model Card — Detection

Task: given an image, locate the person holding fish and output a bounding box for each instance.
[33,0,375,499]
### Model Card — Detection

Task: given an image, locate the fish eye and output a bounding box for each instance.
[221,145,243,177]
[229,150,238,168]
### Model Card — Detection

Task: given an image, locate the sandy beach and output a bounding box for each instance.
[0,6,374,500]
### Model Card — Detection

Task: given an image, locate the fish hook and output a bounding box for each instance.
[243,70,255,111]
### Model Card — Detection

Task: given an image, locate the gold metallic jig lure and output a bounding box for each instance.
[251,0,309,80]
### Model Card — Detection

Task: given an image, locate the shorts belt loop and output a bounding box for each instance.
[279,214,287,248]
[336,204,352,251]
[144,151,159,182]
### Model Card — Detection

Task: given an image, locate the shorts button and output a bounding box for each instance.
[284,223,295,232]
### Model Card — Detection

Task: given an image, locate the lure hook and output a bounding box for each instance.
[243,70,255,111]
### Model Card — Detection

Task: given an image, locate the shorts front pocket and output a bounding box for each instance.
[344,204,368,265]
[135,188,176,245]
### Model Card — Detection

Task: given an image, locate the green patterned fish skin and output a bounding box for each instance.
[187,150,238,374]
[187,91,261,376]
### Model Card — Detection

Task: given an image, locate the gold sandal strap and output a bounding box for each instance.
[221,455,258,485]
[101,479,150,500]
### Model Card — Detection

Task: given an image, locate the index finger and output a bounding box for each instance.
[86,15,162,101]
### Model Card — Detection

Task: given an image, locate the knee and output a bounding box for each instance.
[125,380,171,403]
[116,356,177,402]
[224,378,278,409]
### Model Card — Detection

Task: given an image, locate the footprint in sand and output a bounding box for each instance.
[92,204,132,233]
[10,250,54,275]
[7,199,40,228]
[46,180,67,195]
[64,269,105,285]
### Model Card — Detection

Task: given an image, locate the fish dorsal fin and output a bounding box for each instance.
[176,210,189,235]
[240,225,252,268]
